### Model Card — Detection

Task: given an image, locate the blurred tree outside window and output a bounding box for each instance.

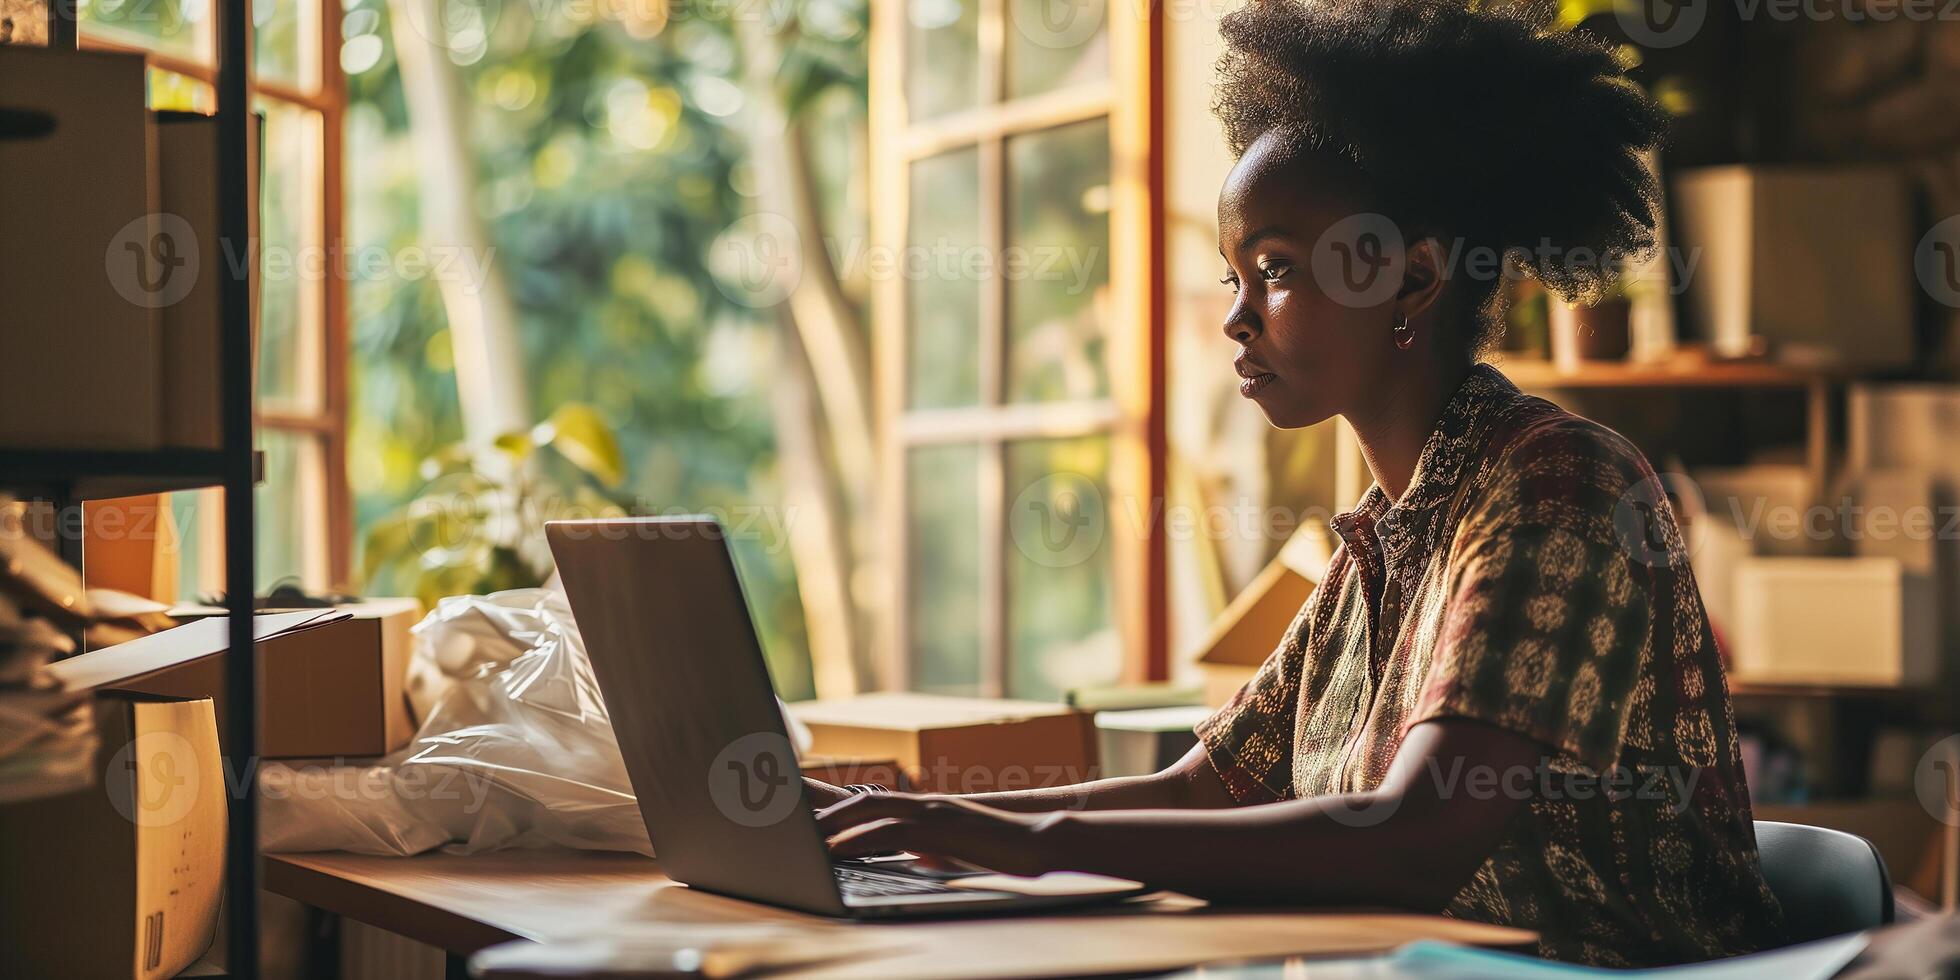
[341,0,878,699]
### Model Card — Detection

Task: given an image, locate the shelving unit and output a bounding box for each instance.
[0,448,264,504]
[1500,348,1956,798]
[6,0,261,970]
[1494,347,1837,494]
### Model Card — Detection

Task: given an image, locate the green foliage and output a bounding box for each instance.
[361,403,630,610]
[342,0,871,698]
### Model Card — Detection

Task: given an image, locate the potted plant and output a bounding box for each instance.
[362,403,629,609]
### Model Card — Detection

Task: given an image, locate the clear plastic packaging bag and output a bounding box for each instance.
[260,586,810,857]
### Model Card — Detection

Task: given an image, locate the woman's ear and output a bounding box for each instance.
[1395,237,1448,325]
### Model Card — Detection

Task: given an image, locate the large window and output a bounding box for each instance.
[871,0,1163,698]
[78,0,350,592]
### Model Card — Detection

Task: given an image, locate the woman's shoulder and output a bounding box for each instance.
[1458,396,1659,534]
[1484,397,1654,488]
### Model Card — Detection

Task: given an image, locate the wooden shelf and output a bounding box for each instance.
[1729,680,1920,699]
[1496,349,1829,389]
[0,448,264,500]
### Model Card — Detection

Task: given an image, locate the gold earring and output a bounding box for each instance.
[1392,313,1415,350]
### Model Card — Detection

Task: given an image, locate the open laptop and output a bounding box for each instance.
[545,516,1144,918]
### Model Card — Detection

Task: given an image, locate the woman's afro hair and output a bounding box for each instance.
[1214,0,1667,317]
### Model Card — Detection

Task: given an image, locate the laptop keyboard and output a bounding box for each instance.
[833,865,959,898]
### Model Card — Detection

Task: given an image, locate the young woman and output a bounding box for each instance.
[811,0,1786,965]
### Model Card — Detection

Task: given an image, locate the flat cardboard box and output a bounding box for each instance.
[0,46,161,449]
[1730,556,1937,687]
[789,693,1099,792]
[1194,550,1317,708]
[49,601,423,758]
[1672,166,1915,368]
[0,693,226,978]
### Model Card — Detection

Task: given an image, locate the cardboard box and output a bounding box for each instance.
[0,693,226,978]
[1672,166,1915,368]
[0,46,161,450]
[1847,383,1960,479]
[49,600,422,758]
[789,693,1099,793]
[1194,549,1317,708]
[799,756,906,792]
[155,111,224,449]
[152,110,263,448]
[1095,705,1209,778]
[1730,556,1937,687]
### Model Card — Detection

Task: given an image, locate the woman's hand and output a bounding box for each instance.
[816,793,1064,878]
[802,777,853,810]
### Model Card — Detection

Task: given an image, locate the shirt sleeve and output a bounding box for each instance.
[1192,580,1328,803]
[1407,421,1657,774]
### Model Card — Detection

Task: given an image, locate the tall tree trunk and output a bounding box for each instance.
[388,0,531,441]
[768,322,862,699]
[737,16,881,694]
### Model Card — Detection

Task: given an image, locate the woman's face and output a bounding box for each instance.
[1216,133,1402,430]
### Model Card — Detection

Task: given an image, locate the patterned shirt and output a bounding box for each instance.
[1195,365,1786,966]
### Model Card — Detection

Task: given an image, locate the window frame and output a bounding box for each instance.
[81,0,351,590]
[869,0,1166,696]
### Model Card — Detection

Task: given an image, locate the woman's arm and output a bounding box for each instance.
[820,718,1542,912]
[806,741,1242,813]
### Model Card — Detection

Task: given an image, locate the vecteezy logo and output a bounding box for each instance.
[1007,0,1105,52]
[395,0,502,56]
[709,211,803,309]
[1612,471,1702,568]
[105,213,199,309]
[708,731,803,828]
[1915,215,1960,309]
[105,731,201,828]
[1008,471,1106,568]
[1616,0,1705,50]
[1915,735,1960,828]
[1310,213,1404,309]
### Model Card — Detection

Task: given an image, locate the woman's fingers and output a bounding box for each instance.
[815,793,929,835]
[826,817,912,858]
[802,777,850,809]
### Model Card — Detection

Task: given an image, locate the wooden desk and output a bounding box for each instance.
[265,850,1535,978]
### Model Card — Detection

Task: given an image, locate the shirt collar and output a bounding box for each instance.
[1330,363,1521,551]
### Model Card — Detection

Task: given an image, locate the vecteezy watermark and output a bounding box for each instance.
[102,212,500,309]
[105,213,200,309]
[1615,0,1711,50]
[907,760,1104,799]
[1010,471,1108,569]
[709,731,805,827]
[710,211,804,309]
[258,760,498,814]
[103,747,503,826]
[1915,735,1960,828]
[1296,213,1700,309]
[1320,757,1710,828]
[1312,212,1407,309]
[1917,214,1960,309]
[105,730,203,828]
[711,210,1105,310]
[1007,0,1107,51]
[1616,0,1960,50]
[1614,471,1703,569]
